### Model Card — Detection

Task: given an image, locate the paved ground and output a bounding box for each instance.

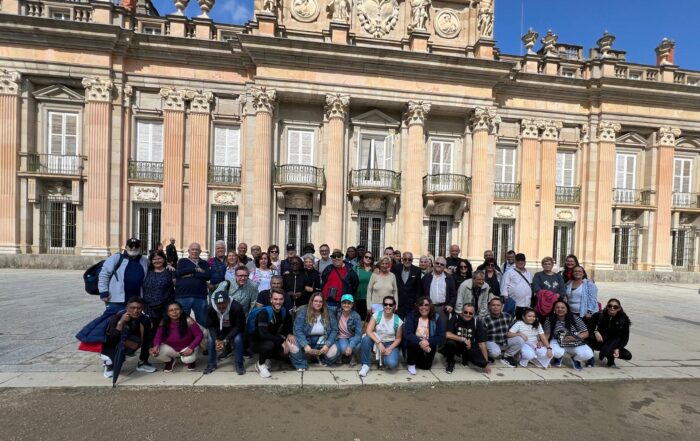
[1,269,699,388]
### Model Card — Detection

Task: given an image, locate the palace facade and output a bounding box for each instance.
[0,0,699,278]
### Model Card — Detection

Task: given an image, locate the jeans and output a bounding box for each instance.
[485,341,504,359]
[335,338,360,360]
[360,335,400,369]
[177,297,208,327]
[208,332,245,368]
[288,336,339,369]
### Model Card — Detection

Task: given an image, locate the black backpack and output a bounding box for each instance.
[83,254,125,295]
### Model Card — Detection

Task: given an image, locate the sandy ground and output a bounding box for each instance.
[2,380,700,441]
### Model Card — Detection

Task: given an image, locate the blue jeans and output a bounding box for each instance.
[177,297,208,327]
[336,338,360,359]
[207,332,244,368]
[360,335,400,369]
[289,336,339,369]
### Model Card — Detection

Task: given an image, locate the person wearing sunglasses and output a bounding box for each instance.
[320,250,359,313]
[482,257,502,297]
[404,297,446,374]
[587,299,632,368]
[421,256,457,326]
[353,251,375,320]
[358,296,403,377]
[267,245,281,272]
[442,303,490,374]
[392,251,424,319]
[367,256,399,315]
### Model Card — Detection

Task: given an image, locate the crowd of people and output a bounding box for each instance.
[82,237,633,380]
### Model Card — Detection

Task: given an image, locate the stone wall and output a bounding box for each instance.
[0,255,102,270]
[591,269,700,284]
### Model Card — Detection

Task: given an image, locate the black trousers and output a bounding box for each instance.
[441,340,488,368]
[355,300,368,321]
[252,339,288,365]
[589,337,632,366]
[406,343,437,370]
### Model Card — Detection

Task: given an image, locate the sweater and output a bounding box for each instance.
[153,320,203,352]
[367,272,398,306]
[175,258,211,299]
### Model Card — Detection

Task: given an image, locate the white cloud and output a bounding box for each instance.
[216,0,254,24]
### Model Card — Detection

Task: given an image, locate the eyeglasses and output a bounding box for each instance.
[364,255,373,259]
[434,262,445,266]
[383,303,394,307]
[270,250,279,254]
[402,258,412,262]
[332,255,344,259]
[607,305,620,310]
[461,311,475,316]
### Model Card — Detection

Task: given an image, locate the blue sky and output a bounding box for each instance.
[151,0,700,71]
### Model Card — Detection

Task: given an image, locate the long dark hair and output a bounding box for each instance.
[562,254,587,282]
[546,300,577,335]
[521,308,541,330]
[604,298,631,326]
[414,296,436,320]
[160,301,189,341]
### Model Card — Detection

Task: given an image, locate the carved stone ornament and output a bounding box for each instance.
[496,206,514,218]
[173,0,189,15]
[405,100,431,126]
[262,0,279,14]
[187,89,214,113]
[434,201,453,216]
[469,107,501,134]
[123,84,133,106]
[197,0,215,18]
[325,93,350,120]
[521,28,539,55]
[286,193,313,209]
[477,7,493,38]
[655,38,675,66]
[291,0,320,22]
[434,9,461,39]
[408,0,431,32]
[556,209,574,221]
[82,77,113,103]
[580,124,589,142]
[520,118,539,139]
[540,119,563,140]
[45,183,70,196]
[361,196,386,212]
[597,121,621,142]
[160,87,187,111]
[356,0,400,39]
[213,191,237,206]
[134,187,159,202]
[327,0,351,22]
[621,212,636,223]
[657,126,681,146]
[249,86,277,114]
[541,29,558,56]
[596,31,615,58]
[0,69,21,95]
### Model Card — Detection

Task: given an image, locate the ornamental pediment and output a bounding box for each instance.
[675,137,700,150]
[32,84,84,103]
[350,109,401,128]
[615,132,647,147]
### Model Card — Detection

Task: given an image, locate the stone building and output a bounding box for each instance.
[0,0,698,279]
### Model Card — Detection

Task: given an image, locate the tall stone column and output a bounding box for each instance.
[323,93,349,249]
[538,120,562,259]
[250,86,277,247]
[160,88,187,248]
[651,126,680,271]
[402,101,431,255]
[185,90,214,250]
[81,77,114,255]
[0,69,21,253]
[467,107,500,262]
[591,121,620,270]
[517,119,540,260]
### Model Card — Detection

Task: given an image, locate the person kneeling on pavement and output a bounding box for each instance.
[442,303,491,374]
[150,301,204,372]
[203,291,246,375]
[101,297,152,378]
[251,288,294,378]
[335,294,363,365]
[289,292,339,371]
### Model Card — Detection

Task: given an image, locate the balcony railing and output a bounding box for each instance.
[349,169,401,192]
[672,193,700,209]
[274,164,324,187]
[27,153,83,175]
[613,188,651,205]
[494,182,521,200]
[555,186,581,204]
[423,174,471,195]
[128,161,163,181]
[208,165,241,186]
[22,0,93,22]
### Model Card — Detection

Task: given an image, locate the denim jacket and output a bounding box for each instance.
[565,279,598,318]
[335,309,363,349]
[293,305,339,348]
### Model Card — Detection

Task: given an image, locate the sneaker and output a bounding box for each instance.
[500,357,517,368]
[407,365,417,375]
[103,364,113,378]
[256,361,272,378]
[235,363,246,375]
[203,365,217,375]
[551,357,563,368]
[446,361,455,374]
[531,358,545,369]
[296,368,307,372]
[163,358,175,373]
[217,345,233,361]
[349,357,357,367]
[136,361,157,373]
[571,359,583,371]
[358,364,370,377]
[586,357,595,368]
[609,363,620,369]
[187,362,196,371]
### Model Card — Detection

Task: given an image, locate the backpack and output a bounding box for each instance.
[247,306,287,335]
[374,311,400,332]
[83,253,125,295]
[534,289,560,317]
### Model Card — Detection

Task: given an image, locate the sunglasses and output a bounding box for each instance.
[270,250,279,253]
[434,262,445,266]
[607,304,620,310]
[332,255,344,259]
[461,311,475,315]
[364,255,373,259]
[383,303,395,307]
[402,258,412,262]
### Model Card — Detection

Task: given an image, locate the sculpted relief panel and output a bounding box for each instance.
[434,9,461,39]
[291,0,321,22]
[357,0,400,38]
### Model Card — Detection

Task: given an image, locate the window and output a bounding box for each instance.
[51,10,71,20]
[359,134,392,170]
[211,207,237,253]
[288,129,314,165]
[492,219,515,264]
[672,158,693,207]
[553,222,575,268]
[688,78,699,86]
[613,225,639,269]
[628,71,642,80]
[428,216,451,258]
[286,209,311,252]
[672,229,696,270]
[47,111,79,173]
[430,140,453,175]
[136,120,163,162]
[556,151,576,187]
[39,196,76,254]
[614,153,636,203]
[132,203,161,254]
[561,68,576,78]
[358,212,384,258]
[495,146,516,183]
[213,125,240,166]
[142,26,162,35]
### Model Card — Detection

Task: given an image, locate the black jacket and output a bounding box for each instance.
[206,299,245,342]
[421,272,457,308]
[392,264,424,318]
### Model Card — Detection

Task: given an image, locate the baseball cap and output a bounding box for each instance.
[286,243,296,251]
[214,291,230,304]
[340,294,354,303]
[125,237,141,248]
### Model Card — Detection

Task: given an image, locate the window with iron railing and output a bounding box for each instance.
[39,195,76,254]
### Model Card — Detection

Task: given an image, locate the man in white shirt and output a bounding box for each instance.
[501,253,533,320]
[421,256,457,325]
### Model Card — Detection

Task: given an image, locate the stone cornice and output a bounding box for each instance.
[324,93,350,120]
[82,77,113,103]
[597,121,621,142]
[657,126,681,146]
[249,86,277,114]
[405,100,431,126]
[0,69,21,96]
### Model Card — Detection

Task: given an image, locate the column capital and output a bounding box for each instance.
[123,84,133,107]
[469,107,500,134]
[657,126,681,146]
[82,77,113,103]
[405,100,431,126]
[580,123,590,142]
[540,119,563,140]
[249,86,277,114]
[0,69,21,96]
[324,93,350,120]
[597,121,621,142]
[160,87,187,111]
[520,118,539,139]
[186,89,214,113]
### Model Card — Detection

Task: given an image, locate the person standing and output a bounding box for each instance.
[501,250,516,274]
[236,242,250,268]
[99,237,149,316]
[316,244,333,274]
[321,250,359,312]
[208,240,228,290]
[174,242,211,327]
[455,270,494,318]
[140,250,174,373]
[280,243,298,274]
[366,256,398,314]
[501,253,533,320]
[421,256,457,325]
[354,250,375,320]
[213,266,258,318]
[392,251,423,319]
[532,257,566,299]
[165,237,179,268]
[246,245,263,273]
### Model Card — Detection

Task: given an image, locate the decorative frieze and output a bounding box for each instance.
[82,77,113,103]
[324,93,350,120]
[357,0,399,38]
[249,86,277,114]
[291,0,320,22]
[187,89,214,113]
[469,107,500,134]
[0,69,21,96]
[597,121,621,142]
[520,118,539,139]
[160,87,187,111]
[408,0,431,32]
[434,9,461,39]
[213,191,238,206]
[405,100,431,126]
[657,126,681,146]
[134,186,159,202]
[327,0,351,22]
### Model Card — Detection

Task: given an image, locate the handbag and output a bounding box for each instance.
[556,329,581,348]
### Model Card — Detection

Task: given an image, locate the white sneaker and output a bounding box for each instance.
[103,364,113,378]
[407,365,417,375]
[358,364,370,377]
[256,362,272,378]
[137,362,157,373]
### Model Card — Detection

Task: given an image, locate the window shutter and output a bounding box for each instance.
[288,130,301,164]
[151,122,163,163]
[299,130,313,165]
[136,121,150,161]
[431,141,442,175]
[382,135,392,169]
[624,155,636,189]
[49,112,63,155]
[214,126,227,165]
[64,114,78,156]
[615,154,627,188]
[442,141,453,174]
[228,127,240,166]
[359,136,371,169]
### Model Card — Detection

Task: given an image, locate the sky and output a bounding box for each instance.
[151,0,700,71]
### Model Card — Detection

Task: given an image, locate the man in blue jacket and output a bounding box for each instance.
[98,237,149,315]
[175,242,211,327]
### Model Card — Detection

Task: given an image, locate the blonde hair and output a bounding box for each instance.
[378,256,393,271]
[541,256,554,265]
[306,292,330,326]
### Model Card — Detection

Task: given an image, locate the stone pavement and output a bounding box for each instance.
[1,269,699,389]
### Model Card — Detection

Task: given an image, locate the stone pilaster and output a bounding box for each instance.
[402,100,431,255]
[467,107,500,261]
[591,121,620,270]
[538,119,562,260]
[323,93,349,249]
[160,87,187,248]
[517,118,539,260]
[250,86,277,247]
[81,77,114,255]
[651,126,681,271]
[185,90,213,250]
[119,85,133,249]
[0,69,21,253]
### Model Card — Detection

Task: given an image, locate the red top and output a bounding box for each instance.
[322,265,347,302]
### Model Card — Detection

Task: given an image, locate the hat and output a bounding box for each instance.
[331,250,344,258]
[340,294,354,303]
[303,242,315,253]
[214,291,230,304]
[286,243,296,251]
[125,237,141,248]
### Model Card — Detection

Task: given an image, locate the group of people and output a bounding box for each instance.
[85,237,632,380]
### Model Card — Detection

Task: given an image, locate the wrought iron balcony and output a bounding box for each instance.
[208,165,241,186]
[423,174,471,196]
[27,153,83,175]
[672,193,700,209]
[128,160,163,181]
[348,169,401,193]
[613,188,652,206]
[494,182,521,200]
[273,164,324,188]
[555,186,581,204]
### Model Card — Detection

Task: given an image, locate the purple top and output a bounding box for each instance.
[153,320,204,352]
